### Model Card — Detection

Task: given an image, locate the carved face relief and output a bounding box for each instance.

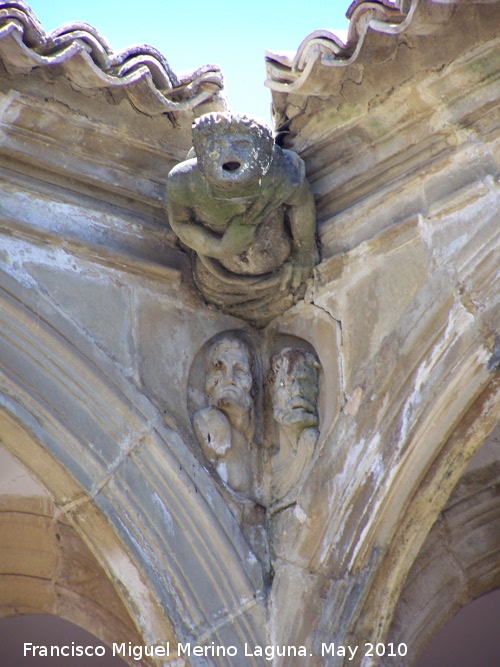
[192,112,274,194]
[270,347,320,430]
[200,134,259,188]
[205,336,253,416]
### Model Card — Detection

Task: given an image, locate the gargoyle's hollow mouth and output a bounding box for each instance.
[222,161,241,172]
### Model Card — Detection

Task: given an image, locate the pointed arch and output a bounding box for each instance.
[353,364,500,653]
[0,271,267,664]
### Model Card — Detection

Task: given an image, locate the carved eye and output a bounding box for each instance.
[213,360,224,372]
[233,138,252,149]
[234,365,248,378]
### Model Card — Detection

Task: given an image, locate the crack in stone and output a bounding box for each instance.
[268,499,297,518]
[310,299,347,404]
[193,593,266,644]
[487,336,500,373]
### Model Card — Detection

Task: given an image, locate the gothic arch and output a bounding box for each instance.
[0,477,150,666]
[386,420,500,664]
[351,368,500,656]
[0,271,267,663]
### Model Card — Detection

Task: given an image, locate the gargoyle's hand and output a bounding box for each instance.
[292,263,313,290]
[279,262,293,292]
[220,220,256,255]
[280,254,316,291]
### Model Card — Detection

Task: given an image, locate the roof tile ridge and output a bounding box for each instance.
[265,0,406,89]
[0,0,225,114]
[346,0,405,21]
[267,0,500,95]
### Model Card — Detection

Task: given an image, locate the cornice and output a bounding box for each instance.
[265,0,500,98]
[0,1,225,116]
[262,0,500,254]
[0,2,228,278]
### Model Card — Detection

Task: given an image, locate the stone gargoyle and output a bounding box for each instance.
[166,112,318,327]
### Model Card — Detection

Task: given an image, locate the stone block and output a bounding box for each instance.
[0,446,49,498]
[269,562,321,665]
[314,219,430,392]
[137,291,242,427]
[0,407,87,507]
[27,261,134,374]
[0,513,56,579]
[0,493,52,516]
[443,487,500,587]
[55,521,135,629]
[0,575,56,613]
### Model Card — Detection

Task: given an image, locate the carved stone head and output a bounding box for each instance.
[192,112,275,193]
[270,347,321,430]
[205,335,254,421]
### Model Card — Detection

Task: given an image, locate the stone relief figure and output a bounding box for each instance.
[167,112,318,327]
[193,334,258,497]
[190,334,322,505]
[268,347,321,503]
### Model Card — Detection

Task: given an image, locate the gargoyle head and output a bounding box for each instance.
[192,112,275,194]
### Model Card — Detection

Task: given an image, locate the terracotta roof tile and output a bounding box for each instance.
[0,0,225,116]
[265,0,500,96]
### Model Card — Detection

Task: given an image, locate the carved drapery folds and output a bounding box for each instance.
[167,112,319,327]
[189,332,322,506]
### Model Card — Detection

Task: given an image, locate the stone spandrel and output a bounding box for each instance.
[0,1,499,664]
[167,111,319,327]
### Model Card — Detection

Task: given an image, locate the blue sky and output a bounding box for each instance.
[26,1,350,120]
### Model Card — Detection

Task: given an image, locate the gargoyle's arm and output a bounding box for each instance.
[284,181,319,288]
[167,200,256,259]
[288,181,317,261]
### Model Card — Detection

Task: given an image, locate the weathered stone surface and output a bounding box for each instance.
[0,455,152,662]
[27,263,134,372]
[136,289,243,432]
[388,427,500,664]
[0,1,499,665]
[0,512,56,578]
[167,111,318,327]
[314,218,432,394]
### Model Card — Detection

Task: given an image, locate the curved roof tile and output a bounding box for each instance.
[0,1,225,115]
[265,0,499,95]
